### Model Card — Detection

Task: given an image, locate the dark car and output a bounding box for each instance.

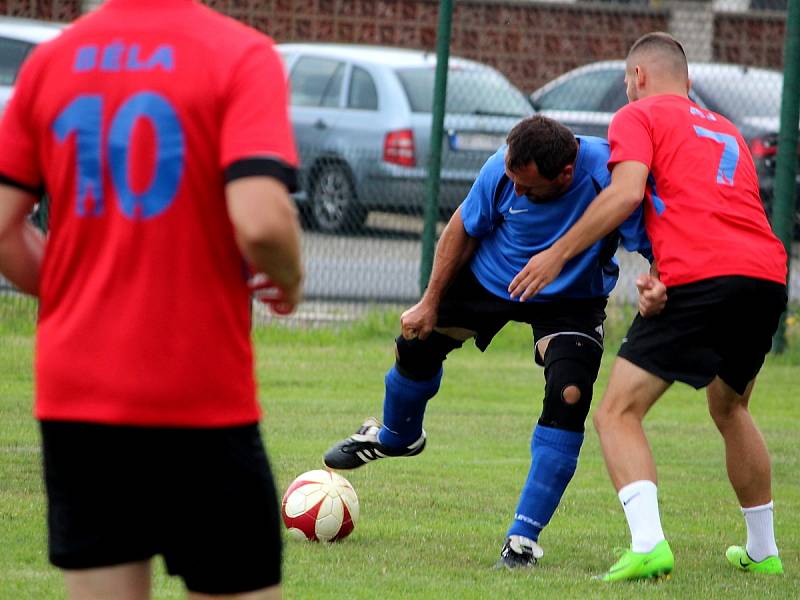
[530,61,799,233]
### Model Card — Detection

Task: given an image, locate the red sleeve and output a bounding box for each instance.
[607,103,653,171]
[220,36,297,169]
[0,52,43,189]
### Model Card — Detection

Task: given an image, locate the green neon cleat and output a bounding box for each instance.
[726,546,783,574]
[597,540,674,582]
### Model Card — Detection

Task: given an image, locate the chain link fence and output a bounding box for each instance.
[0,0,797,328]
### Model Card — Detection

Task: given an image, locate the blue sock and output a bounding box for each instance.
[507,425,584,542]
[377,365,442,448]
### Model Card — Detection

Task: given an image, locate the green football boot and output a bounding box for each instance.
[597,540,674,582]
[726,546,783,574]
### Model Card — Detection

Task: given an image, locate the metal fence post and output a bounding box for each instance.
[419,0,453,295]
[771,0,800,353]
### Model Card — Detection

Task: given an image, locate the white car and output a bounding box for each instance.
[0,17,64,111]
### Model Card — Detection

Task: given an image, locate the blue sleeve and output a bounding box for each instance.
[618,204,653,262]
[583,137,653,262]
[460,149,505,238]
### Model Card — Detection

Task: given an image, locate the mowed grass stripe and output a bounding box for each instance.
[0,306,798,599]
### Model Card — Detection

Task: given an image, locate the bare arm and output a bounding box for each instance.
[400,206,478,339]
[0,184,44,296]
[226,176,303,313]
[508,160,649,301]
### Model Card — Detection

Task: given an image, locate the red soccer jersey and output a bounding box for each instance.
[0,0,297,426]
[608,94,787,288]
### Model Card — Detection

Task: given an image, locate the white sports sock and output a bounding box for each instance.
[618,480,665,553]
[742,501,778,562]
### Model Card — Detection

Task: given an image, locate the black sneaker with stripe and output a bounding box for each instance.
[323,417,426,470]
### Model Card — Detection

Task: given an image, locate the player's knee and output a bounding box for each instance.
[394,332,463,381]
[538,335,602,433]
[592,404,609,434]
[561,384,581,405]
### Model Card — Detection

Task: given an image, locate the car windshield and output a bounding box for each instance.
[396,66,531,117]
[691,68,782,120]
[0,37,33,86]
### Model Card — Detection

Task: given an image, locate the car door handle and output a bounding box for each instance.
[314,119,327,130]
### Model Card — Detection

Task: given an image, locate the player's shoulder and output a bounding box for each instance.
[485,146,506,169]
[179,3,276,60]
[575,135,611,180]
[576,135,610,159]
[478,146,507,180]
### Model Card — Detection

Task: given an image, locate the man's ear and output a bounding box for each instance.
[635,65,646,89]
[558,163,574,184]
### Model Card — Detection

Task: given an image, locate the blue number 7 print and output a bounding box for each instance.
[693,125,739,186]
[53,91,185,219]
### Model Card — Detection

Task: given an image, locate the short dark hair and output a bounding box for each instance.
[627,31,688,79]
[505,116,577,180]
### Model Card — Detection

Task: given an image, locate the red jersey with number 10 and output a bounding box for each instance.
[608,94,786,288]
[0,0,297,426]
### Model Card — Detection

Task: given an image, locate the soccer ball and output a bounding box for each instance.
[281,469,359,542]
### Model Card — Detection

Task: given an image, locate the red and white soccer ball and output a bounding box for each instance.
[281,470,359,542]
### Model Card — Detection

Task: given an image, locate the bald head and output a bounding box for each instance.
[624,32,690,101]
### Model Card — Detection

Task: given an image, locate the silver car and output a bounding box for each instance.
[0,17,63,111]
[278,43,533,233]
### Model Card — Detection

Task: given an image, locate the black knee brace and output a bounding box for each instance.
[538,334,603,432]
[394,332,464,381]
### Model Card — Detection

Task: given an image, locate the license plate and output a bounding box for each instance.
[449,132,505,152]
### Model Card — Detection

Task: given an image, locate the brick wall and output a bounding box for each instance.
[0,1,789,91]
[201,0,668,93]
[713,12,785,69]
[0,0,80,21]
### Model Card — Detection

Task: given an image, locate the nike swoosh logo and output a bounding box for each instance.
[508,207,528,214]
[622,492,640,506]
[739,558,749,568]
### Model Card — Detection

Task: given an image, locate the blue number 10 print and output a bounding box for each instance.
[53,91,185,219]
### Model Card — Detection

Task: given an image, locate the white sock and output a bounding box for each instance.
[618,480,665,553]
[742,501,778,562]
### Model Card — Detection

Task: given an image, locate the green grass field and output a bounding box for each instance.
[1,299,798,599]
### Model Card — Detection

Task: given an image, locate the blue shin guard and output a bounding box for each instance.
[508,425,584,542]
[377,365,442,448]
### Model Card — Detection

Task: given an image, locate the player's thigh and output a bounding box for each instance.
[188,585,281,600]
[618,280,725,390]
[435,267,516,350]
[161,425,282,596]
[40,422,163,571]
[712,277,787,395]
[527,296,607,364]
[64,561,151,600]
[597,357,671,421]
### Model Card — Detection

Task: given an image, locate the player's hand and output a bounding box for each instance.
[508,247,566,301]
[636,273,667,317]
[248,272,300,316]
[400,299,438,340]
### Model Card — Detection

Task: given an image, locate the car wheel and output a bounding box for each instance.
[309,165,367,234]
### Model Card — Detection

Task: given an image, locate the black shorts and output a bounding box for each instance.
[437,268,607,363]
[618,276,787,395]
[41,421,282,595]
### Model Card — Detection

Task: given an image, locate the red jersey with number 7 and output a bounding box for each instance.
[0,0,298,426]
[608,94,786,288]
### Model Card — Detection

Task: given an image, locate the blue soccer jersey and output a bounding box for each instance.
[460,136,651,301]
